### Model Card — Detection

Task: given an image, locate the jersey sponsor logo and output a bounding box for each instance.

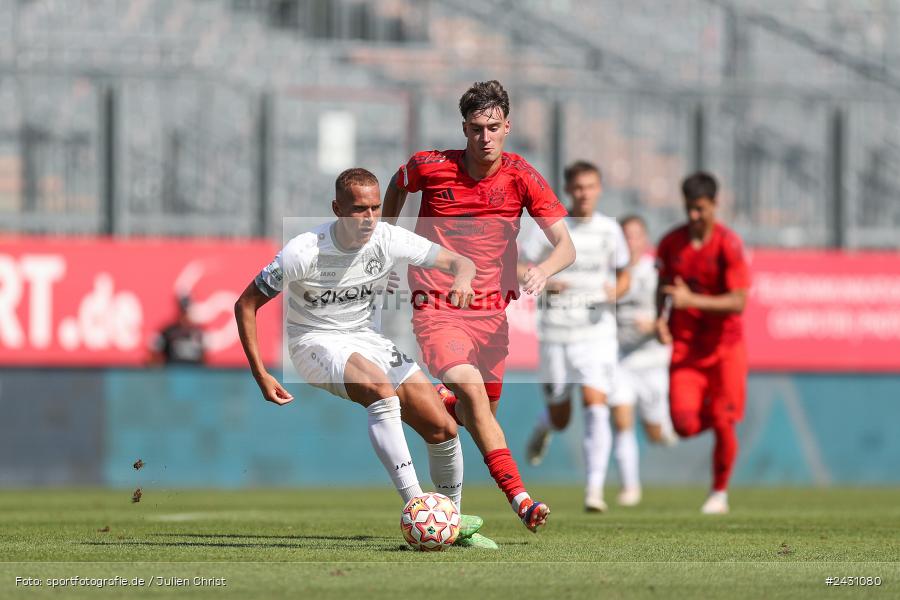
[442,220,487,236]
[302,283,375,306]
[434,188,456,202]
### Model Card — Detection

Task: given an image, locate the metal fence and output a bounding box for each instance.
[0,0,898,248]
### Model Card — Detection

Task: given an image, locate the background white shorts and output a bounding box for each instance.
[610,362,670,425]
[288,328,420,400]
[539,338,618,404]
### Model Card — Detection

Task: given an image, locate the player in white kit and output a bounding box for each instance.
[520,161,630,512]
[234,168,496,548]
[609,215,677,507]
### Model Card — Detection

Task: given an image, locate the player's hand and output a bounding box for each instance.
[256,372,294,405]
[662,276,694,309]
[655,317,673,345]
[604,283,616,300]
[448,278,475,309]
[636,316,656,334]
[522,265,550,295]
[385,270,401,294]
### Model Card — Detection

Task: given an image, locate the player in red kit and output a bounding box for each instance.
[656,172,750,514]
[383,80,575,532]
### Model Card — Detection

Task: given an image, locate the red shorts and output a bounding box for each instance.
[669,341,747,424]
[412,310,509,401]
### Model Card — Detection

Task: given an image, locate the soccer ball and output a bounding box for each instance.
[400,492,461,551]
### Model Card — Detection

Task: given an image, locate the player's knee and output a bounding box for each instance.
[422,418,457,444]
[352,381,397,406]
[710,414,735,433]
[671,411,702,437]
[453,382,490,407]
[549,406,570,430]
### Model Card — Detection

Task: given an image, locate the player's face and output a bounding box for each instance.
[623,220,648,258]
[332,184,381,248]
[462,107,510,164]
[565,171,602,215]
[685,196,716,235]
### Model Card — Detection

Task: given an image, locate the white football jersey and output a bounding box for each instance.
[521,213,629,343]
[256,221,438,334]
[617,253,670,367]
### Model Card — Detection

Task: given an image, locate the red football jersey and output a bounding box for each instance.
[657,223,750,358]
[395,149,567,315]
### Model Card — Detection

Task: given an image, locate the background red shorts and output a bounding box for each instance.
[669,341,747,423]
[412,310,509,401]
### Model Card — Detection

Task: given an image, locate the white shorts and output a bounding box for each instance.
[288,328,421,400]
[539,338,617,404]
[610,354,670,425]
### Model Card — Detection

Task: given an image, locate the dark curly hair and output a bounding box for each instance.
[681,171,718,202]
[459,80,510,120]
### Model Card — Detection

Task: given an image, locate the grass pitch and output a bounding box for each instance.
[2,486,898,599]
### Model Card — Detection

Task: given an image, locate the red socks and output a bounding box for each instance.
[436,384,463,426]
[484,448,526,504]
[712,422,738,491]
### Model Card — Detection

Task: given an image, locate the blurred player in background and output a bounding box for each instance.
[656,172,750,515]
[520,160,630,513]
[383,80,575,532]
[235,168,496,548]
[610,215,677,508]
[148,294,205,365]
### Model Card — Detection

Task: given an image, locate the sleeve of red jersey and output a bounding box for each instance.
[723,232,751,290]
[395,152,430,194]
[520,163,567,229]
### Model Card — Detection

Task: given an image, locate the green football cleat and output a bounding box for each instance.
[458,514,484,539]
[453,532,499,550]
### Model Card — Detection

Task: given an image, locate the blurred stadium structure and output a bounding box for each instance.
[2,1,900,489]
[0,0,899,247]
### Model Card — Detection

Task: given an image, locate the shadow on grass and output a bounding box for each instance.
[80,532,531,551]
[150,532,391,542]
[82,540,402,551]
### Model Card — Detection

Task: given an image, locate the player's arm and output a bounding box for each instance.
[654,240,674,345]
[662,277,747,313]
[234,282,294,406]
[430,247,476,309]
[612,267,631,301]
[655,277,674,345]
[382,173,408,225]
[521,219,576,295]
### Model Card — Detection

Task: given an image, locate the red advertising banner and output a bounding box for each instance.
[745,250,900,372]
[505,249,900,372]
[0,237,281,367]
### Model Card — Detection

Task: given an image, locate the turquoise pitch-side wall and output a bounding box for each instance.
[1,368,898,486]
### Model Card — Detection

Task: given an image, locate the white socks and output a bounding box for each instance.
[537,407,552,432]
[366,396,422,504]
[426,436,464,511]
[614,427,640,491]
[583,403,612,495]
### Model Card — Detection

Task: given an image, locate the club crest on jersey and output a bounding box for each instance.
[481,185,506,208]
[364,257,384,276]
